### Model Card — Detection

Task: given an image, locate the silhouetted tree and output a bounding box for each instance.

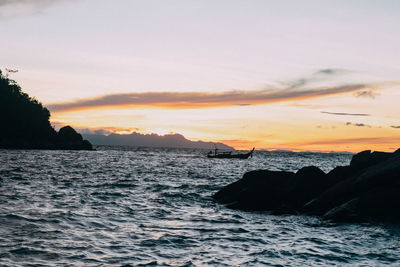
[0,69,92,149]
[0,69,57,148]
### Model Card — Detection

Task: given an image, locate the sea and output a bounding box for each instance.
[1,147,399,266]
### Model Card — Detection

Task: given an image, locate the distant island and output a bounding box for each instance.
[0,70,92,150]
[83,132,233,150]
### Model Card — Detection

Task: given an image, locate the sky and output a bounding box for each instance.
[1,0,400,152]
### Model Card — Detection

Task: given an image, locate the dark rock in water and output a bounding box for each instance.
[325,166,353,188]
[285,166,326,209]
[304,150,400,218]
[213,166,327,212]
[350,150,392,172]
[56,126,93,150]
[271,204,299,215]
[322,198,361,222]
[349,150,371,170]
[58,126,83,142]
[81,140,93,150]
[214,148,400,222]
[323,185,400,222]
[213,170,295,211]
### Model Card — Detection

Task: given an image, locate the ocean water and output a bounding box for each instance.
[1,147,399,266]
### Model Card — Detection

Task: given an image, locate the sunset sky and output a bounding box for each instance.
[1,0,400,152]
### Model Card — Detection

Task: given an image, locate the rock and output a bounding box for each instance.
[325,166,353,187]
[214,166,327,212]
[271,204,299,215]
[284,166,326,209]
[323,184,400,222]
[349,150,371,170]
[303,151,400,217]
[214,148,400,222]
[296,165,325,177]
[56,126,93,150]
[0,71,94,151]
[322,198,361,222]
[58,126,83,142]
[369,151,393,165]
[354,185,400,221]
[349,150,392,172]
[213,170,295,211]
[81,140,93,150]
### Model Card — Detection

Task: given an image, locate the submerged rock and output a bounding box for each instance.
[213,149,400,222]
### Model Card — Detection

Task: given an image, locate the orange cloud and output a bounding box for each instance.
[48,83,369,112]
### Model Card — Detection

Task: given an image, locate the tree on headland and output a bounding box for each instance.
[0,69,92,149]
[0,69,57,146]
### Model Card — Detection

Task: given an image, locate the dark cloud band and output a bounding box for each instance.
[346,122,371,127]
[48,83,368,112]
[321,111,370,116]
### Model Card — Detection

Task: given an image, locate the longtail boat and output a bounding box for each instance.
[207,147,255,159]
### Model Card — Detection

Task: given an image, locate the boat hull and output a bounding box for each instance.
[207,148,254,159]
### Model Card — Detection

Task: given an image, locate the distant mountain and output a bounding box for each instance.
[83,132,234,150]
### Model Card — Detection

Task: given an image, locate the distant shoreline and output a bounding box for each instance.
[82,132,234,150]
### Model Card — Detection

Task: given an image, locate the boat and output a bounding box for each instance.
[207,147,255,159]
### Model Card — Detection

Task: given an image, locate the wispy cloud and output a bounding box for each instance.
[321,111,370,116]
[1,0,40,6]
[284,68,350,90]
[48,83,369,112]
[353,89,379,99]
[289,103,325,109]
[316,125,337,129]
[0,0,70,18]
[0,0,66,7]
[346,122,371,127]
[315,68,349,75]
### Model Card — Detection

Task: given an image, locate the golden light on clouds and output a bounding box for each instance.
[48,83,369,112]
[2,0,400,153]
[50,83,400,153]
[40,68,400,153]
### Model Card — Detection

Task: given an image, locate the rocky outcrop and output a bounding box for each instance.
[0,70,93,150]
[213,149,400,222]
[213,170,295,211]
[56,126,93,150]
[0,125,93,150]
